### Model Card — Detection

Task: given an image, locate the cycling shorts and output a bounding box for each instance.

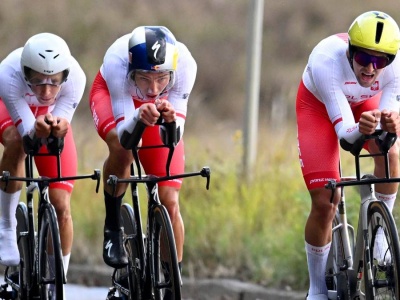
[89,71,185,188]
[0,98,77,193]
[296,80,380,190]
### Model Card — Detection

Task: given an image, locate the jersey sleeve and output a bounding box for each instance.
[166,42,197,136]
[51,57,86,123]
[310,53,362,143]
[0,49,36,136]
[378,57,400,113]
[101,36,137,141]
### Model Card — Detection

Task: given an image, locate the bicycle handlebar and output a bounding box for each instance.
[107,166,211,190]
[340,129,397,156]
[326,130,398,194]
[125,119,178,178]
[0,169,101,193]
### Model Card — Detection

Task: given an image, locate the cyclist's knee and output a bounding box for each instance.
[309,188,338,219]
[106,134,133,167]
[49,189,72,222]
[2,127,24,156]
[159,186,180,220]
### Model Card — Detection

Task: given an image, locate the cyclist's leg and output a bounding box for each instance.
[0,111,25,266]
[89,72,131,268]
[34,127,76,276]
[296,81,341,299]
[139,126,185,262]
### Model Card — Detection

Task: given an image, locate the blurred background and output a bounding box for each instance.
[1,0,400,291]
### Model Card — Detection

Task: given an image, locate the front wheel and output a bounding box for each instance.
[364,201,400,300]
[325,210,349,300]
[8,202,34,299]
[114,203,145,300]
[38,203,64,300]
[148,205,181,300]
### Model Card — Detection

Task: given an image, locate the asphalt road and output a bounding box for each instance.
[0,265,307,300]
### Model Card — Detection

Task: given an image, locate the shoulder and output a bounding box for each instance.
[69,55,85,76]
[307,33,348,71]
[0,48,24,82]
[176,41,197,70]
[102,34,130,71]
[311,33,348,57]
[381,54,400,81]
[105,34,131,59]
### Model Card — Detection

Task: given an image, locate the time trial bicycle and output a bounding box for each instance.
[325,130,400,299]
[105,121,211,300]
[0,135,101,300]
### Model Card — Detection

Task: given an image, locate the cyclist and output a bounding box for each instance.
[0,33,86,282]
[89,26,197,277]
[296,11,400,300]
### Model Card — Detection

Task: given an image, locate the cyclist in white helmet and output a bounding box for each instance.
[89,26,197,283]
[296,11,400,300]
[0,33,86,283]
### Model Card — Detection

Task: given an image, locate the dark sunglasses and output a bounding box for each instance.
[353,51,390,69]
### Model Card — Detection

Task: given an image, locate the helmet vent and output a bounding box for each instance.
[375,22,384,44]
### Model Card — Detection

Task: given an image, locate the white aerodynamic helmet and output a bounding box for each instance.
[20,33,71,83]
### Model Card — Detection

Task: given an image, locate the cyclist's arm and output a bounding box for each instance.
[51,57,86,123]
[310,52,363,144]
[0,50,37,137]
[377,60,400,134]
[162,42,197,143]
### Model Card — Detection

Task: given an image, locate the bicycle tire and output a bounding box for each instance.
[326,210,349,300]
[115,203,144,300]
[148,204,181,300]
[11,202,33,299]
[364,200,400,300]
[38,203,64,300]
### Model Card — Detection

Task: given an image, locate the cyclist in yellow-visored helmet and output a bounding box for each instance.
[296,11,400,300]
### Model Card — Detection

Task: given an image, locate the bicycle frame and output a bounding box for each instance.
[326,132,400,299]
[106,120,211,299]
[108,160,210,298]
[0,147,101,299]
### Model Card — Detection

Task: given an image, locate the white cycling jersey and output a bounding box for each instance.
[99,34,197,142]
[0,48,86,137]
[302,33,400,143]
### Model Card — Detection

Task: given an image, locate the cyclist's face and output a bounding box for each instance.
[134,71,171,100]
[352,48,386,88]
[28,71,64,106]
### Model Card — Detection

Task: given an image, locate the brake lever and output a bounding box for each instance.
[200,167,211,190]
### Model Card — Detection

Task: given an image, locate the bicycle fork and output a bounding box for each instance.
[351,183,376,298]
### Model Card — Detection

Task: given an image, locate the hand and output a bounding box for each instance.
[49,117,69,138]
[380,109,400,135]
[34,113,53,138]
[138,103,161,126]
[359,109,381,135]
[155,99,176,123]
[35,113,68,138]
